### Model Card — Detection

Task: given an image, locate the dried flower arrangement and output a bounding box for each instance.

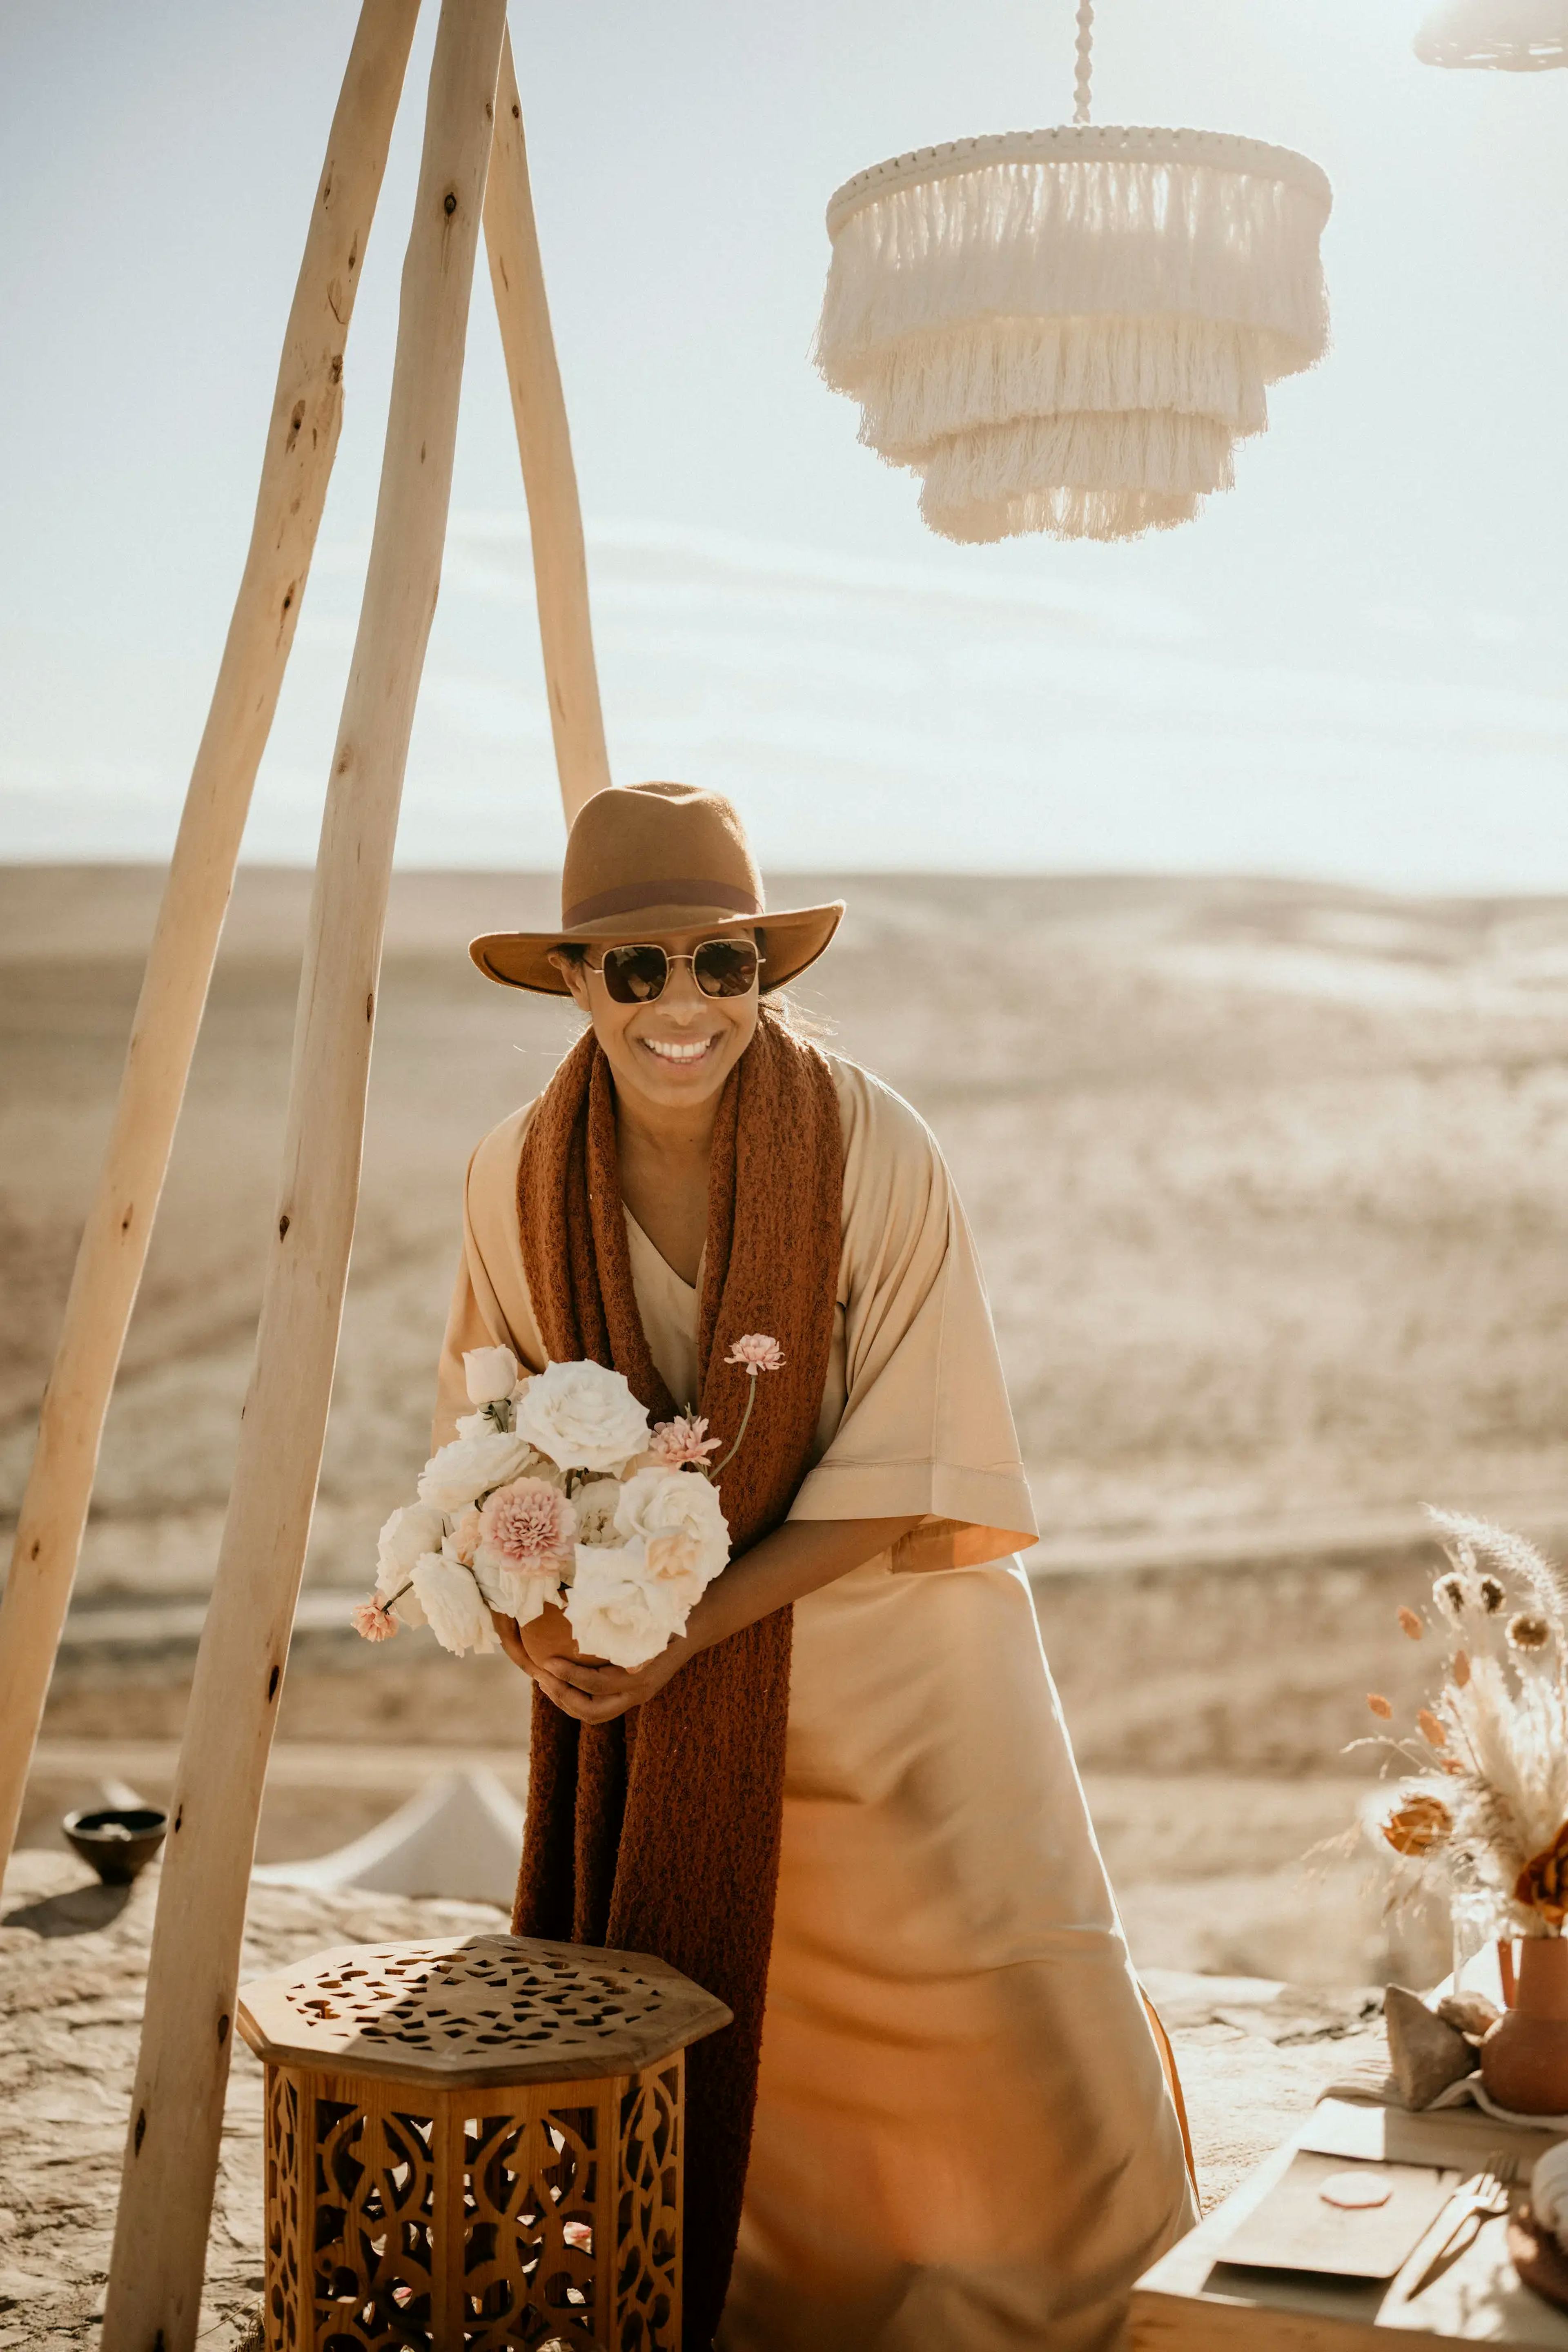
[1365,1512,1568,1941]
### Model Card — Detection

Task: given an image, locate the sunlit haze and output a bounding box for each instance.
[1,0,1564,883]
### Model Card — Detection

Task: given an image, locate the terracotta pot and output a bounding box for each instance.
[1481,1937,1568,2114]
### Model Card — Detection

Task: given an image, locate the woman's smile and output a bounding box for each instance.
[639,1033,721,1066]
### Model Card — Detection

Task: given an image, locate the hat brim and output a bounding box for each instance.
[469,900,845,997]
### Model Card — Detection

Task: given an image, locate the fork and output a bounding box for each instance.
[1407,2150,1519,2299]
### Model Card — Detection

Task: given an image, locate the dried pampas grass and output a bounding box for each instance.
[1428,1508,1568,1641]
[1367,1515,1568,1940]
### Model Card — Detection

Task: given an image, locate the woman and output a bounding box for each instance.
[437,781,1194,2352]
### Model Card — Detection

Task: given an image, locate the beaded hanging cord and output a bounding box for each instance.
[1074,0,1094,123]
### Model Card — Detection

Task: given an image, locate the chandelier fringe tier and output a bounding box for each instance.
[816,122,1332,545]
[1413,0,1568,67]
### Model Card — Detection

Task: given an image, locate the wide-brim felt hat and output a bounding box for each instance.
[470,781,844,997]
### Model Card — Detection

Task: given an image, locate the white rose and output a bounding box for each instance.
[571,1477,626,1550]
[564,1541,685,1669]
[464,1345,520,1406]
[417,1413,541,1512]
[374,1501,448,1626]
[412,1550,500,1657]
[515,1360,651,1474]
[615,1468,729,1589]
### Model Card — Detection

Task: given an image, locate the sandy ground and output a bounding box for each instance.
[7,864,1568,1988]
[0,1845,1387,2345]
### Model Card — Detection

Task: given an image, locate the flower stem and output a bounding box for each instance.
[710,1368,759,1479]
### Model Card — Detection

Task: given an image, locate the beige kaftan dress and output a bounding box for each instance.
[435,1055,1194,2352]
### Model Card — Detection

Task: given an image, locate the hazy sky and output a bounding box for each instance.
[1,0,1564,882]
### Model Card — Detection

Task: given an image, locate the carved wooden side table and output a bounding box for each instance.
[237,1932,731,2352]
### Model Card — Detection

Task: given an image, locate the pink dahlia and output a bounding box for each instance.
[479,1476,576,1568]
[650,1414,722,1468]
[352,1599,400,1642]
[725,1333,784,1375]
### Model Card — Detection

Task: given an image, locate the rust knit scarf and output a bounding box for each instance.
[512,1011,842,2350]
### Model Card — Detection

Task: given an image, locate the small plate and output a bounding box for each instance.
[1320,2170,1394,2210]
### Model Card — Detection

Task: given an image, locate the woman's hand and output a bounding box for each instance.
[490,1600,587,1683]
[488,1513,924,1724]
[489,1600,695,1723]
[538,1633,693,1723]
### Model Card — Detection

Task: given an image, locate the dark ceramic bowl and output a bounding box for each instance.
[62,1805,168,1886]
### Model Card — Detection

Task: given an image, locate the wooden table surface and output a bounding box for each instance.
[1132,2096,1568,2349]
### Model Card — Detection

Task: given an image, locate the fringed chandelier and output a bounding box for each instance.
[814,1,1332,545]
[1414,0,1568,68]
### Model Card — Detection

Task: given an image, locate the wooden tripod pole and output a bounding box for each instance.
[0,0,421,1884]
[485,27,612,822]
[100,3,509,2341]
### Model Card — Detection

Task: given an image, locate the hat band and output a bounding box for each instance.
[562,876,762,929]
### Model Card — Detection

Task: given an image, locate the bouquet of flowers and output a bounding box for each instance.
[1365,1510,1568,1940]
[352,1335,783,1669]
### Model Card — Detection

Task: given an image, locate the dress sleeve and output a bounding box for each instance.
[430,1111,549,1449]
[787,1062,1037,1569]
[432,1243,500,1449]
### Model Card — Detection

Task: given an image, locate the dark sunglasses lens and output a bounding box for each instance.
[601,945,668,1003]
[695,940,759,997]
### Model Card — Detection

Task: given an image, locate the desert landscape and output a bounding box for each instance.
[8,860,1568,1988]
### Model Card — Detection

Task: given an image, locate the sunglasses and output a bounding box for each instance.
[586,937,763,1004]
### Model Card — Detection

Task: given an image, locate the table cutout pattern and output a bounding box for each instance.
[261,2062,684,2349]
[281,1938,672,2065]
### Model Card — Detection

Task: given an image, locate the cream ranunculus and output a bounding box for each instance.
[464,1344,520,1406]
[412,1550,501,1656]
[571,1477,626,1551]
[564,1541,685,1669]
[469,1541,560,1626]
[374,1501,448,1627]
[515,1360,652,1474]
[417,1412,546,1513]
[614,1467,729,1589]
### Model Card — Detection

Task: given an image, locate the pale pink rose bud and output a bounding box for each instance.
[450,1505,484,1567]
[724,1333,784,1375]
[352,1599,400,1642]
[479,1477,577,1568]
[646,1530,703,1586]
